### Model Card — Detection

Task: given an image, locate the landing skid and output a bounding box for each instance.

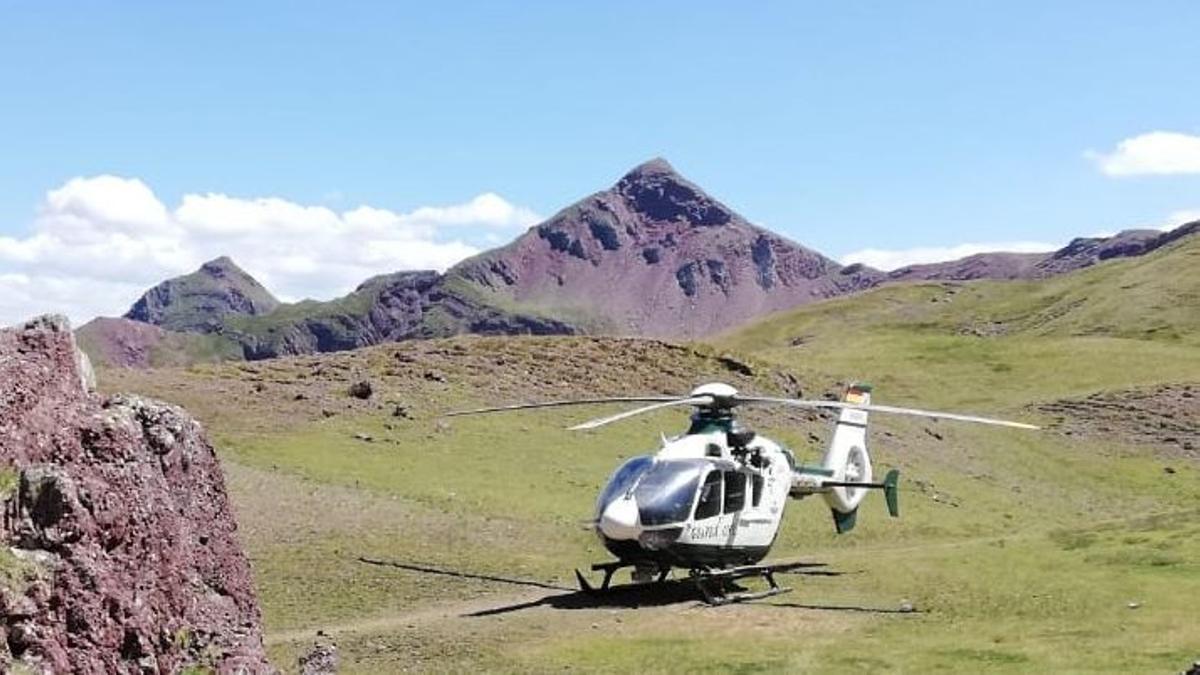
[690,564,793,606]
[574,561,669,594]
[575,560,823,605]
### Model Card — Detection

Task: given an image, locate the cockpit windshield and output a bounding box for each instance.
[634,459,707,526]
[595,455,652,517]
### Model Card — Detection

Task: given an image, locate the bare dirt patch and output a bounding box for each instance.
[1037,384,1200,458]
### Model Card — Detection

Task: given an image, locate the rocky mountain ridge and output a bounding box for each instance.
[124,255,280,333]
[78,159,1200,365]
[888,223,1200,281]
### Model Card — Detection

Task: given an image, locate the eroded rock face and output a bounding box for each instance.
[0,315,272,673]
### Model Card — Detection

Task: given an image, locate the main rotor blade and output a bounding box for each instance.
[444,396,684,418]
[568,396,714,431]
[739,396,1039,430]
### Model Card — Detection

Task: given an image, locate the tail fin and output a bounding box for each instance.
[883,468,900,518]
[821,383,874,521]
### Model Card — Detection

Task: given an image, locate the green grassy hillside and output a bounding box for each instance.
[96,238,1200,673]
[720,234,1200,408]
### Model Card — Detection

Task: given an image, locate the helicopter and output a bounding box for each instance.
[448,382,1038,604]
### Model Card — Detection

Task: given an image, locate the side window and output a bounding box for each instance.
[751,474,764,507]
[723,471,746,513]
[694,471,722,520]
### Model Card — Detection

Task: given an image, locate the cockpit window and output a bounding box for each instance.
[633,460,706,526]
[723,471,746,513]
[694,471,723,520]
[595,455,652,517]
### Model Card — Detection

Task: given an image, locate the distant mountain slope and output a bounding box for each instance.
[718,233,1200,417]
[96,160,1200,364]
[125,256,280,332]
[122,159,882,360]
[889,224,1198,281]
[224,270,576,359]
[446,159,879,338]
[725,229,1200,352]
[76,317,242,368]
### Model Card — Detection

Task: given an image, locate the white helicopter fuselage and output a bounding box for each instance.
[593,384,878,571]
[447,380,1033,593]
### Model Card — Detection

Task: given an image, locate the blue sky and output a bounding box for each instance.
[2,2,1200,323]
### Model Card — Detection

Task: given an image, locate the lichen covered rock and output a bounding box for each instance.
[0,315,272,673]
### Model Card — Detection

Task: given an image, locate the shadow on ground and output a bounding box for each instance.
[358,556,911,617]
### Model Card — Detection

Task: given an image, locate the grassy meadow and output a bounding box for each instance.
[98,238,1200,672]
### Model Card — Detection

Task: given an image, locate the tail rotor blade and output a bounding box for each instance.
[739,396,1039,430]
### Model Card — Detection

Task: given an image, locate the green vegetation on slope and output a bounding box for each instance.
[719,235,1200,409]
[98,238,1200,673]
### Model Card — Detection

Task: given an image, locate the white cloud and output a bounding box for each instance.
[403,192,542,228]
[1160,208,1200,230]
[840,241,1058,272]
[0,175,541,326]
[1088,131,1200,176]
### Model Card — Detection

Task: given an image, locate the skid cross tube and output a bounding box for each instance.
[690,564,796,606]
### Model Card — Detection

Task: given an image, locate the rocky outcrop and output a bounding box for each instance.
[125,256,280,333]
[0,315,272,672]
[1032,229,1163,277]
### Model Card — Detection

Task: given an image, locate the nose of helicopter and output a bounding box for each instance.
[598,496,642,540]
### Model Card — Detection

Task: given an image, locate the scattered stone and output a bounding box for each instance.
[423,370,447,383]
[392,404,411,419]
[321,409,336,418]
[924,428,944,441]
[353,433,373,443]
[715,355,754,377]
[1037,384,1199,457]
[1127,601,1141,610]
[348,380,374,400]
[899,600,915,613]
[298,641,339,674]
[1164,466,1177,474]
[294,392,308,401]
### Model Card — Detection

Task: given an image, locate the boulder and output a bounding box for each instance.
[0,315,273,672]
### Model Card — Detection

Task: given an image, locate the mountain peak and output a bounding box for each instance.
[619,157,679,182]
[124,257,279,333]
[199,255,244,277]
[614,158,732,227]
[202,254,237,268]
